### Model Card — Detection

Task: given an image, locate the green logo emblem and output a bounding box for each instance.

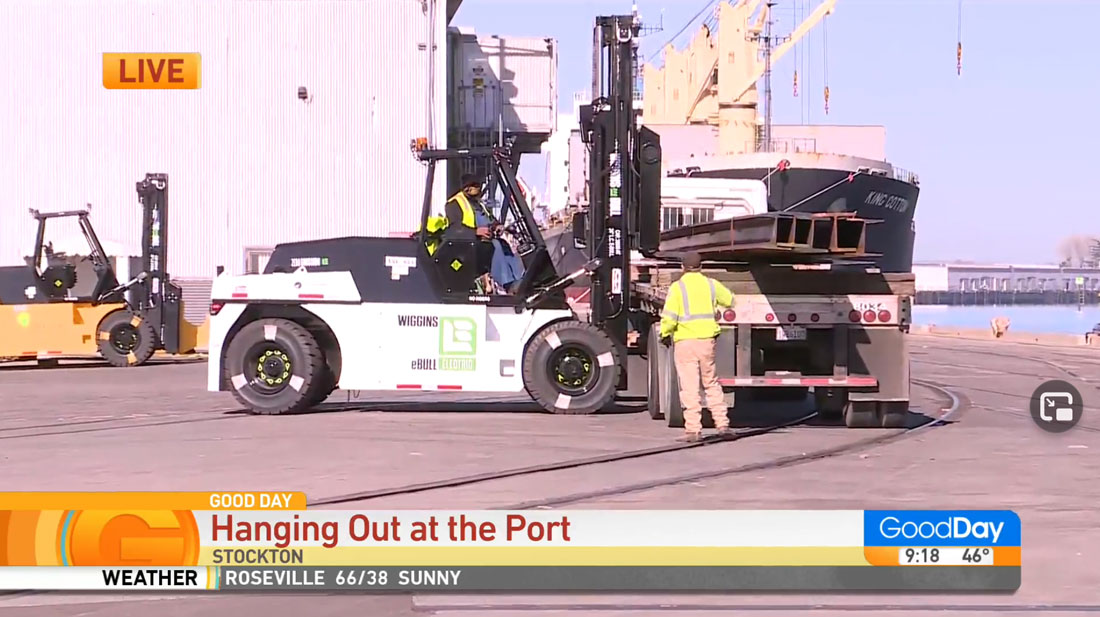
[439,317,476,371]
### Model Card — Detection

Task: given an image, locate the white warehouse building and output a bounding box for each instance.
[0,0,556,320]
[0,0,455,280]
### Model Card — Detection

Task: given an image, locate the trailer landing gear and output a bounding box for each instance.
[523,320,619,415]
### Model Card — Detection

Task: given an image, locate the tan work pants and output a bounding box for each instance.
[673,337,728,433]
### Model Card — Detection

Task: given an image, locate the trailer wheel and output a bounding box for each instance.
[96,310,157,367]
[843,400,879,429]
[646,324,664,420]
[659,344,686,429]
[223,318,324,415]
[879,401,910,428]
[523,320,619,415]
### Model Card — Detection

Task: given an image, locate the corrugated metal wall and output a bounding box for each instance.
[0,0,448,277]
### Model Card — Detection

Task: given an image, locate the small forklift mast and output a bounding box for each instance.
[134,173,184,354]
[576,14,664,384]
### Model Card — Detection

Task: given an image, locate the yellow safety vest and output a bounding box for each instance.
[659,272,734,342]
[419,192,479,256]
[449,192,477,228]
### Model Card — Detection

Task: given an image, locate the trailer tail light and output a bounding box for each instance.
[764,313,775,322]
[863,309,877,322]
[210,301,224,316]
[848,310,861,323]
[722,309,736,322]
[877,309,892,322]
[787,313,797,322]
[810,313,820,322]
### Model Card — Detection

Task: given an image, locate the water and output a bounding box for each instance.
[913,305,1100,336]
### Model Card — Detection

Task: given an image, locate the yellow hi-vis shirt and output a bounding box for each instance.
[448,192,477,228]
[418,192,481,256]
[659,271,734,342]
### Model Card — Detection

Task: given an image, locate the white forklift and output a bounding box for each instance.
[206,14,913,427]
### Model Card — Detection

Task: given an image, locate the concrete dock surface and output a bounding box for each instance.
[0,333,1097,616]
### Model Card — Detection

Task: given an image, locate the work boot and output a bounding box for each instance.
[676,432,702,443]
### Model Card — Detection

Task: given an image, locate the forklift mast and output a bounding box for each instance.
[134,173,183,353]
[580,14,663,350]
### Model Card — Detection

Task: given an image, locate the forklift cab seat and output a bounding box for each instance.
[428,235,480,295]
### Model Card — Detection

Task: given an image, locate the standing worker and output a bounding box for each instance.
[659,251,735,442]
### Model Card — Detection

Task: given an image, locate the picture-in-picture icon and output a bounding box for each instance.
[1039,392,1074,422]
[1030,380,1084,433]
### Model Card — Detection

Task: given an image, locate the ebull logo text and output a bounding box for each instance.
[401,315,477,371]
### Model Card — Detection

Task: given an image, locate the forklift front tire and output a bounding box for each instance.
[523,320,619,415]
[96,310,157,367]
[223,318,325,415]
[308,365,338,406]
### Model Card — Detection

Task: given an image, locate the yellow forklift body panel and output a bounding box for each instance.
[0,303,125,357]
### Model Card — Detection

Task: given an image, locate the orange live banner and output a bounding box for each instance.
[102,53,201,89]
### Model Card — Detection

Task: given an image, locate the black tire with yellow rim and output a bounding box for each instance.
[96,310,158,367]
[224,318,325,415]
[522,320,619,415]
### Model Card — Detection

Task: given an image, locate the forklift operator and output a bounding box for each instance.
[444,175,496,279]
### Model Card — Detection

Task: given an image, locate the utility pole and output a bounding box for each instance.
[748,2,790,152]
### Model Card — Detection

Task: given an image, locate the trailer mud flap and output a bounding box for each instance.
[847,327,909,402]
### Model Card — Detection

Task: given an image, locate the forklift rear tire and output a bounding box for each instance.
[96,310,157,367]
[523,320,619,415]
[223,318,325,415]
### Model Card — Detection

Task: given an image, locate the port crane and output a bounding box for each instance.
[642,0,836,154]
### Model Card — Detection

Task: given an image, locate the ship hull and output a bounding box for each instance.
[688,166,919,272]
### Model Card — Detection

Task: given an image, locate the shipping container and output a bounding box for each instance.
[0,0,451,279]
[448,30,557,140]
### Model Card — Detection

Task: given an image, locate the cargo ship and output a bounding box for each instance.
[664,146,920,273]
[546,0,921,275]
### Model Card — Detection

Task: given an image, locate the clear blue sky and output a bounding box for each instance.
[452,0,1100,265]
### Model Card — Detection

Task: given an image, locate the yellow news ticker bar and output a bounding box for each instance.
[0,492,305,510]
[102,53,201,89]
[200,546,873,567]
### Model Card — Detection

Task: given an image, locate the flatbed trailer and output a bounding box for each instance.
[630,256,915,430]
